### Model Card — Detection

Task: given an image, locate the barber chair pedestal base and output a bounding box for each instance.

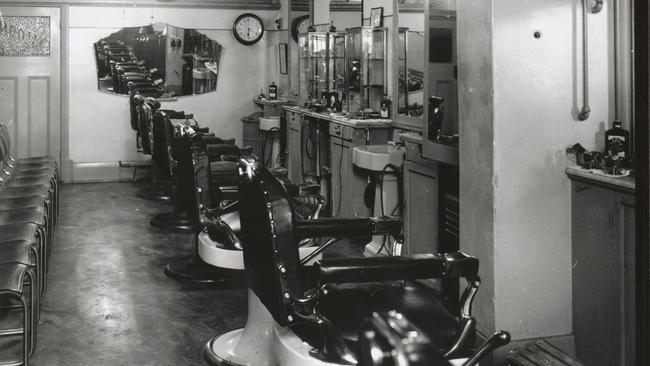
[137,185,172,202]
[204,289,275,366]
[164,256,234,284]
[274,325,349,366]
[201,240,322,366]
[151,212,198,232]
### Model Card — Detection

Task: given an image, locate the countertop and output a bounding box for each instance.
[398,131,424,143]
[283,105,392,128]
[566,166,635,195]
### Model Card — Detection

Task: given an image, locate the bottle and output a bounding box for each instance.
[380,94,391,119]
[268,82,278,100]
[605,120,629,159]
[257,89,266,100]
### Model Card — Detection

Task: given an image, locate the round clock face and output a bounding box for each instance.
[291,15,310,43]
[233,13,264,45]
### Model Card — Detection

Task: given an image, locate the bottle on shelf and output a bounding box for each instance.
[605,120,630,159]
[380,94,391,119]
[268,82,278,100]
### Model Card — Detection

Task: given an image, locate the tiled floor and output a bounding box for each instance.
[9,181,247,365]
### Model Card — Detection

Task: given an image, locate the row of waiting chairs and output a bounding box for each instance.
[0,123,58,366]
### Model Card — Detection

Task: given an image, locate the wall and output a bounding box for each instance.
[459,0,611,356]
[66,6,281,181]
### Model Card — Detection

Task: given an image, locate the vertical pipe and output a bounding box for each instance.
[577,0,592,120]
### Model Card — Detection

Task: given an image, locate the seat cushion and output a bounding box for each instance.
[0,185,50,199]
[0,196,46,210]
[0,263,28,294]
[0,241,35,266]
[0,223,39,243]
[0,208,46,226]
[4,175,53,187]
[313,281,460,352]
[8,169,54,178]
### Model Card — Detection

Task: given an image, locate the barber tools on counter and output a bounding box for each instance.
[567,120,632,177]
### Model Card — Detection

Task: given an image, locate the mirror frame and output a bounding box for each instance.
[392,0,428,130]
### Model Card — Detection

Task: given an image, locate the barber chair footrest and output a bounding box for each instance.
[137,185,172,202]
[164,256,236,285]
[150,212,198,232]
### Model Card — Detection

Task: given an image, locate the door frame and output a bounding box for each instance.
[0,2,69,181]
[633,0,649,365]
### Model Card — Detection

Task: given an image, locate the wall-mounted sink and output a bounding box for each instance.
[352,144,405,171]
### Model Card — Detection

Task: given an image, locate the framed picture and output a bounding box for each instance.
[279,43,288,75]
[370,7,383,28]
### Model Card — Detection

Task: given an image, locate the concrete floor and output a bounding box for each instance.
[4,182,248,365]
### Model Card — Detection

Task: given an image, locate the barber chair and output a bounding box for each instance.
[359,311,510,366]
[203,160,484,366]
[163,125,250,282]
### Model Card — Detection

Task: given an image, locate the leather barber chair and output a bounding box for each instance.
[359,311,510,366]
[203,160,483,366]
[150,114,209,231]
[163,127,253,283]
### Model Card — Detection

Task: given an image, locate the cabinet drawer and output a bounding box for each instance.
[329,123,353,141]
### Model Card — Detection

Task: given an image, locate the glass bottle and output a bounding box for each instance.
[605,120,629,159]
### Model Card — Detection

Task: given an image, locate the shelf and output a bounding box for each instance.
[364,85,385,88]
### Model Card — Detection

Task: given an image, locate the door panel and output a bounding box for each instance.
[0,6,60,161]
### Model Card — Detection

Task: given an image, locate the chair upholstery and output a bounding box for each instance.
[0,262,27,294]
[237,161,480,364]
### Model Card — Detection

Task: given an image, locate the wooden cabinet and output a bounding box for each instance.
[402,137,439,255]
[286,110,302,183]
[403,159,438,254]
[570,177,635,366]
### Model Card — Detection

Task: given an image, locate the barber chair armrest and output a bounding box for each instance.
[196,127,210,134]
[160,110,186,119]
[294,216,401,240]
[285,182,321,197]
[201,136,235,145]
[316,254,444,284]
[207,144,243,160]
[239,146,254,155]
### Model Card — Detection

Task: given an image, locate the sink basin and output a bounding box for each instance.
[352,145,405,171]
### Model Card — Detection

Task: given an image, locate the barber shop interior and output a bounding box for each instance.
[0,0,649,365]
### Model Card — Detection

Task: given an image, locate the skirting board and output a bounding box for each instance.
[66,160,151,183]
[475,330,575,366]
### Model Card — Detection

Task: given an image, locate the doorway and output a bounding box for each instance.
[0,6,61,161]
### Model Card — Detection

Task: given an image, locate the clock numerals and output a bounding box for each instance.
[233,13,264,45]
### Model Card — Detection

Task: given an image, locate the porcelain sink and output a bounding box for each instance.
[352,144,405,171]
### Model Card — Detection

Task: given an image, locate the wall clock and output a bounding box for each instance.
[233,13,264,45]
[291,15,310,43]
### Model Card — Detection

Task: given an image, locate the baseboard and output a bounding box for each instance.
[69,160,151,183]
[475,331,575,366]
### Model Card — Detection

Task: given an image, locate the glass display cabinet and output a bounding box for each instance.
[345,27,387,114]
[298,32,347,106]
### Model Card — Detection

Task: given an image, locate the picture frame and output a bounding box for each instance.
[370,7,383,28]
[279,43,288,75]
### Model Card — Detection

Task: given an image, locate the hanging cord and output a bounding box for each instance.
[261,127,280,168]
[376,163,403,256]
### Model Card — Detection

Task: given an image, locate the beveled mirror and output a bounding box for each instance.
[94,22,222,97]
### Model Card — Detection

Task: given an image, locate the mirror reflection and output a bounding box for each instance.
[398,28,425,117]
[427,2,457,142]
[95,22,222,97]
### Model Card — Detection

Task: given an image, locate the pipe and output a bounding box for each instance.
[578,0,592,121]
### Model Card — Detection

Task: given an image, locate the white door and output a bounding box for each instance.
[0,6,61,160]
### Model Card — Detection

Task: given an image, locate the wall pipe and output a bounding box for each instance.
[578,0,604,121]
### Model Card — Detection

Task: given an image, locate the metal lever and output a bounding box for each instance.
[462,330,511,366]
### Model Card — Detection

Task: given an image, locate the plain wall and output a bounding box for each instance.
[67,6,279,171]
[459,0,611,346]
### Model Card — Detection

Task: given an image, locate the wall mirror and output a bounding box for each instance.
[397,7,425,122]
[424,0,457,144]
[94,22,222,97]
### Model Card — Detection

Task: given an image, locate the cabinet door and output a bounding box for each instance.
[403,160,438,255]
[572,183,620,366]
[613,192,636,366]
[286,112,302,183]
[330,138,369,218]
